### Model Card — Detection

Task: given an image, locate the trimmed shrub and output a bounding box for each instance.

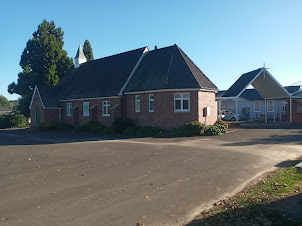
[171,121,205,137]
[75,121,105,133]
[0,114,28,129]
[113,118,134,133]
[204,125,221,136]
[214,124,227,133]
[39,122,73,131]
[215,120,228,129]
[123,126,162,137]
[102,127,116,135]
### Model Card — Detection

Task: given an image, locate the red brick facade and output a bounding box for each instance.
[291,99,302,123]
[31,89,217,130]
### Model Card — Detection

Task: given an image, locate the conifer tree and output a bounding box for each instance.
[83,40,94,61]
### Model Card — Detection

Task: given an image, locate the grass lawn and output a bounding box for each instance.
[189,162,302,226]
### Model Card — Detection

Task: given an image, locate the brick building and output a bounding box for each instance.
[29,44,218,130]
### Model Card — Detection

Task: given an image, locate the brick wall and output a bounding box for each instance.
[61,98,122,127]
[30,91,45,127]
[124,90,216,130]
[198,91,217,125]
[292,99,302,123]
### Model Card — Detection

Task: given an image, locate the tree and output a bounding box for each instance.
[8,20,73,116]
[0,95,11,109]
[83,40,94,61]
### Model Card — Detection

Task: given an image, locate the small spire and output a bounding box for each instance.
[75,44,86,59]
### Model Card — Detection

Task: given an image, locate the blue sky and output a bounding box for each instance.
[1,0,301,100]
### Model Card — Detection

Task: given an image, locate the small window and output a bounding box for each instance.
[254,101,260,112]
[149,94,154,112]
[83,102,89,116]
[297,100,302,113]
[66,103,72,116]
[102,101,110,116]
[267,100,274,112]
[135,95,140,112]
[174,93,190,112]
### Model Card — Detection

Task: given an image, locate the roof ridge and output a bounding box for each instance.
[176,45,218,90]
[164,46,176,88]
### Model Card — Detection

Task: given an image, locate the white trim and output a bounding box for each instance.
[102,100,110,116]
[149,94,154,113]
[29,86,45,109]
[174,93,190,112]
[236,68,264,98]
[254,100,261,112]
[125,88,216,95]
[118,47,149,96]
[135,95,140,113]
[83,102,89,117]
[60,96,121,102]
[66,103,72,116]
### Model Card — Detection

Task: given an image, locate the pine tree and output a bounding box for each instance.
[8,20,73,116]
[83,40,94,61]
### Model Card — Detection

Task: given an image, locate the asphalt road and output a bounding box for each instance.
[0,128,301,226]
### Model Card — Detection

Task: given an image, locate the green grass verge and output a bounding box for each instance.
[192,166,302,226]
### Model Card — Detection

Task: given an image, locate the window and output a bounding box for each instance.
[135,95,140,112]
[149,94,154,112]
[83,102,89,116]
[297,100,302,113]
[267,100,274,112]
[66,103,72,116]
[174,93,190,112]
[254,101,260,112]
[103,101,110,116]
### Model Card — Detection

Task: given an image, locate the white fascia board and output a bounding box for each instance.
[264,69,291,97]
[118,47,149,96]
[124,88,216,95]
[236,68,264,98]
[29,85,45,109]
[59,96,121,102]
[216,96,238,100]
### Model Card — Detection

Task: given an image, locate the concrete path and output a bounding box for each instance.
[0,128,301,226]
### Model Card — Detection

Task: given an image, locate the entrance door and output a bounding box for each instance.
[35,106,40,126]
[242,107,250,120]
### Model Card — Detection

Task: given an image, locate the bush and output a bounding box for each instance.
[123,126,162,137]
[75,120,105,133]
[204,125,221,136]
[0,114,28,129]
[113,118,134,133]
[171,121,205,137]
[102,127,116,135]
[214,124,227,133]
[215,120,228,129]
[39,122,73,131]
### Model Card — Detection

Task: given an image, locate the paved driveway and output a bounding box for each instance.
[0,129,301,226]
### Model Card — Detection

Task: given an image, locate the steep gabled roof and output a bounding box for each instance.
[58,47,147,100]
[75,44,86,59]
[222,68,263,98]
[37,85,61,108]
[124,44,217,92]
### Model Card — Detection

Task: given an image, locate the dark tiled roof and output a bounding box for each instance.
[37,85,61,108]
[222,68,263,97]
[58,47,147,100]
[124,44,217,92]
[216,90,226,97]
[240,89,264,100]
[285,85,301,94]
[293,90,302,97]
[75,45,86,59]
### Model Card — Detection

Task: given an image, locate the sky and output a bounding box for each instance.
[0,0,301,100]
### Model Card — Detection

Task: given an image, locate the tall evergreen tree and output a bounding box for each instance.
[83,40,94,61]
[8,20,73,116]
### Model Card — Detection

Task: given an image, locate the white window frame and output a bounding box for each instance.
[297,100,302,113]
[254,101,260,112]
[83,101,89,116]
[174,93,190,112]
[66,103,72,116]
[149,94,154,112]
[102,100,110,116]
[135,95,140,113]
[267,100,274,112]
